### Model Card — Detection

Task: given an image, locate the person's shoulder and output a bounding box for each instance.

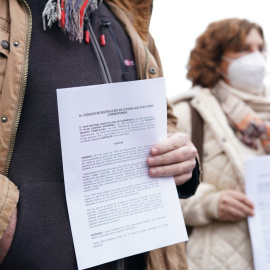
[169,86,203,106]
[169,87,201,136]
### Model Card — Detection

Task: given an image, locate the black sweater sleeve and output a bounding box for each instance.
[176,158,200,199]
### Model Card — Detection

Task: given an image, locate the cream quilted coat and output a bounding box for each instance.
[172,87,264,270]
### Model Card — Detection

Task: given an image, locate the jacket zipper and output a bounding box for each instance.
[85,17,112,84]
[4,0,32,176]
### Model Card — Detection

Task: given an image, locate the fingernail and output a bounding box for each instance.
[151,148,159,155]
[150,168,157,176]
[148,157,155,165]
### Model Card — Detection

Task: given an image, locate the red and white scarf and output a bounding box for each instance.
[42,0,102,42]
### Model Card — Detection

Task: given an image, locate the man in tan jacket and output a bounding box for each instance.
[0,0,199,269]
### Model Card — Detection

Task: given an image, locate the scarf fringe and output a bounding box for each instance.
[42,0,58,31]
[42,0,101,42]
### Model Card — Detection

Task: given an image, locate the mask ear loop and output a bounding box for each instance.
[219,70,229,79]
[219,55,235,79]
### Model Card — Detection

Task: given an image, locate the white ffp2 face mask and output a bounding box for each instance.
[223,51,266,94]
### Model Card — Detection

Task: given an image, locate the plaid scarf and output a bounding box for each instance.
[212,80,270,153]
[42,0,102,42]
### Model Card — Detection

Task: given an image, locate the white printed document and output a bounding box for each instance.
[57,78,187,269]
[245,155,270,270]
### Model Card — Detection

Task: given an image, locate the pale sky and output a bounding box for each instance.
[150,0,270,98]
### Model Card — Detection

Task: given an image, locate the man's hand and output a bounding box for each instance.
[147,133,197,185]
[0,207,17,263]
[218,190,254,221]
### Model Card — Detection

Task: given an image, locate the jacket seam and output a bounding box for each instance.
[0,21,10,33]
[157,249,165,270]
[3,37,25,175]
[3,0,31,176]
[176,244,180,270]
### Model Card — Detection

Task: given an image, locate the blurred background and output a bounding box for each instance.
[150,0,270,99]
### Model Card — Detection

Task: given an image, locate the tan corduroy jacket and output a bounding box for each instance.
[0,0,188,269]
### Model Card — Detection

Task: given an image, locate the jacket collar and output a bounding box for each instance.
[104,0,153,43]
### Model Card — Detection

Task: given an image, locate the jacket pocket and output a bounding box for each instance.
[0,181,77,270]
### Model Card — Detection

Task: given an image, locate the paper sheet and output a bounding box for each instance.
[57,78,188,269]
[245,155,270,270]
